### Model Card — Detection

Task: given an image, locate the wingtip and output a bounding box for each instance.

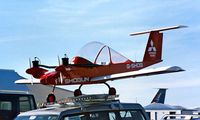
[15,79,40,84]
[15,79,27,84]
[167,66,185,72]
[177,25,188,28]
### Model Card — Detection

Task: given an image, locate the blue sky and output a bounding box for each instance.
[0,0,200,108]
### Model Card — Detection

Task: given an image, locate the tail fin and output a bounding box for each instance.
[129,25,187,67]
[151,88,167,104]
[143,31,163,64]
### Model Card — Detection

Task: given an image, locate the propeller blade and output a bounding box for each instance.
[57,56,61,65]
[57,55,64,84]
[60,72,63,84]
[29,58,32,68]
[31,76,33,85]
[28,58,34,85]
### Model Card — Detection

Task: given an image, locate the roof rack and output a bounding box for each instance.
[39,94,119,108]
[58,94,119,105]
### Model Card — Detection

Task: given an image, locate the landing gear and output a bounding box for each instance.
[46,83,117,102]
[108,87,116,95]
[74,85,83,97]
[46,93,56,103]
[74,83,116,97]
[74,89,82,97]
[46,85,56,103]
[104,83,116,95]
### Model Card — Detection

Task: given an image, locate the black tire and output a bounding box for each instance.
[109,87,116,95]
[74,89,82,97]
[46,93,56,103]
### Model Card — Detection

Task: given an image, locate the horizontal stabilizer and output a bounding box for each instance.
[130,25,187,36]
[91,66,184,82]
[15,79,40,84]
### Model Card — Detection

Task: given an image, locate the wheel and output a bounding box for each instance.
[46,93,56,103]
[74,89,82,97]
[109,87,116,95]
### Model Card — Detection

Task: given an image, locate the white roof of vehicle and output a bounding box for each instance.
[18,106,79,116]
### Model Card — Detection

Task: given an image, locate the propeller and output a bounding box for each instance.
[57,54,70,84]
[27,57,40,85]
[26,57,48,80]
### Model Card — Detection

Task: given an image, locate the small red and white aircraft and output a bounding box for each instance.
[15,25,186,102]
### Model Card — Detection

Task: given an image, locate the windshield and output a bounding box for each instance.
[77,41,129,65]
[15,115,58,120]
[63,110,146,120]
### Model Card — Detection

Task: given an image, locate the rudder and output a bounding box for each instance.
[143,31,163,65]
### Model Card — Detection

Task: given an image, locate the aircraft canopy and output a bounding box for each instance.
[75,42,130,65]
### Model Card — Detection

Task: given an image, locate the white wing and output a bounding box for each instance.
[15,66,184,84]
[15,79,40,84]
[91,66,184,82]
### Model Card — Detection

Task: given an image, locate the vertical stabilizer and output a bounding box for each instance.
[151,88,167,104]
[129,25,186,67]
[143,31,163,65]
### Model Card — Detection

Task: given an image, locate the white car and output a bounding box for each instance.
[15,94,149,120]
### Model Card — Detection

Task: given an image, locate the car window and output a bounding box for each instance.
[19,96,36,112]
[15,115,58,120]
[0,101,12,110]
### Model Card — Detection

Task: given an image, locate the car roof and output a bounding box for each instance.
[18,100,144,117]
[17,94,146,118]
[0,90,32,95]
[18,106,78,116]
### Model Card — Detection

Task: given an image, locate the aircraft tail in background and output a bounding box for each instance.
[151,88,167,104]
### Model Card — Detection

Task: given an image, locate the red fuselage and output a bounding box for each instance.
[39,57,160,85]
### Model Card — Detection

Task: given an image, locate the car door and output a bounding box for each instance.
[0,94,18,120]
